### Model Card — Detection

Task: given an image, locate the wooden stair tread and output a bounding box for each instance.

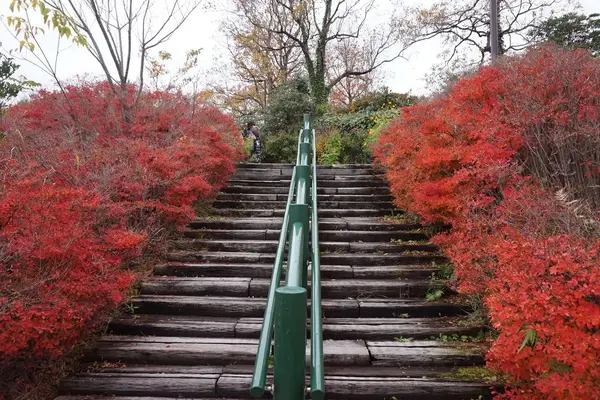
[154,263,438,279]
[59,372,492,399]
[110,314,483,340]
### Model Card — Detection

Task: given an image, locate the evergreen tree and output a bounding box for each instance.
[531,13,600,56]
[0,54,24,112]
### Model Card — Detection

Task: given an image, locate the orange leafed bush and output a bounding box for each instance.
[375,45,600,399]
[0,82,242,391]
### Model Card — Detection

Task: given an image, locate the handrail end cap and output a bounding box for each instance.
[311,389,325,400]
[249,386,265,397]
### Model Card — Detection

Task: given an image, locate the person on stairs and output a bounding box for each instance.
[243,121,262,163]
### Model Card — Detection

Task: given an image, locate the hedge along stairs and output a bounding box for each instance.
[55,163,493,400]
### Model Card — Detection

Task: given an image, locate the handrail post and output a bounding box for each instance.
[299,142,310,165]
[274,286,307,400]
[295,165,310,205]
[287,203,309,288]
[304,113,312,131]
[275,202,309,400]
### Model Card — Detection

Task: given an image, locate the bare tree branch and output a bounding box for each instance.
[43,0,203,121]
[399,0,574,67]
[229,0,405,106]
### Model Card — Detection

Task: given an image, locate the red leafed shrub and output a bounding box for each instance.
[375,45,600,399]
[0,82,242,393]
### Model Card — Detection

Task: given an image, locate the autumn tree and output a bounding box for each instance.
[328,40,384,108]
[219,7,303,112]
[3,0,88,101]
[232,0,404,108]
[530,12,600,55]
[4,0,87,50]
[401,0,573,65]
[6,0,203,123]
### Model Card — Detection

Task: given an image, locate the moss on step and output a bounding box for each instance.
[429,331,487,343]
[440,366,506,384]
[381,212,420,224]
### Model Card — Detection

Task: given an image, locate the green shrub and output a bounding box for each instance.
[263,77,312,137]
[261,131,298,163]
[353,88,419,112]
[256,77,312,163]
[319,131,342,164]
[318,130,371,165]
[315,108,399,164]
[315,110,372,134]
[365,108,400,147]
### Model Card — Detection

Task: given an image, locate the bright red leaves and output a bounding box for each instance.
[0,83,241,369]
[375,46,600,399]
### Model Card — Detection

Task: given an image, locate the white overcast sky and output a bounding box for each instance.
[1,0,599,96]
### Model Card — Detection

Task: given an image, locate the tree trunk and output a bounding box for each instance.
[311,74,329,112]
[120,81,133,127]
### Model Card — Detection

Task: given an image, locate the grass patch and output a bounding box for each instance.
[426,287,445,302]
[382,211,420,224]
[425,262,456,302]
[430,331,487,343]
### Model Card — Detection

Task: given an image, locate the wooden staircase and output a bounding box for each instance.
[56,163,492,400]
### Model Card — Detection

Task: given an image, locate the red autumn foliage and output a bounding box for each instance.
[375,45,600,399]
[0,81,242,391]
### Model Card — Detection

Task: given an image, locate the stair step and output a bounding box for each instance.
[231,167,379,176]
[86,336,372,366]
[223,186,392,195]
[228,179,387,188]
[184,229,428,242]
[238,162,294,169]
[217,193,394,202]
[58,369,492,399]
[132,295,359,317]
[213,200,394,209]
[322,253,447,265]
[183,229,428,242]
[166,251,446,265]
[232,172,384,181]
[110,315,483,340]
[172,239,438,254]
[84,336,483,368]
[68,364,458,378]
[249,278,438,298]
[211,209,395,217]
[132,295,469,318]
[156,263,351,279]
[320,230,428,241]
[190,218,422,231]
[154,263,439,279]
[237,162,376,170]
[140,277,439,298]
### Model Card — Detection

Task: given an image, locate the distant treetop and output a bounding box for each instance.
[353,88,419,113]
[530,13,600,56]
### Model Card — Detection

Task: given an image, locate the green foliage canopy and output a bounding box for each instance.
[0,55,23,106]
[260,77,313,163]
[531,13,600,56]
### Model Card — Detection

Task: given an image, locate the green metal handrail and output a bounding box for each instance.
[310,122,325,400]
[250,114,324,399]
